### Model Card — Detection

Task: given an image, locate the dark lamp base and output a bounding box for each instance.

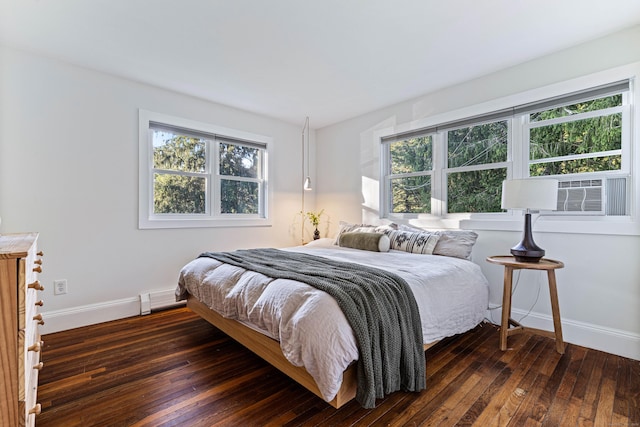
[510,247,544,263]
[511,212,546,263]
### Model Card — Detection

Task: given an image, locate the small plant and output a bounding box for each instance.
[305,209,324,227]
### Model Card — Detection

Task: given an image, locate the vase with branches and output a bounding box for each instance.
[305,209,324,240]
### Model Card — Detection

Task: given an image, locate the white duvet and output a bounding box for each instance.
[176,238,489,402]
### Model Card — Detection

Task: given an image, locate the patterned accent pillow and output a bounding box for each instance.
[386,230,440,255]
[333,221,397,245]
[397,224,478,259]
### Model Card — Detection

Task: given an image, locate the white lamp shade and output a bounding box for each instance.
[501,179,558,210]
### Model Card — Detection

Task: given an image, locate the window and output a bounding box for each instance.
[381,79,631,220]
[388,135,433,214]
[152,126,208,215]
[446,120,508,213]
[139,110,271,229]
[526,94,624,177]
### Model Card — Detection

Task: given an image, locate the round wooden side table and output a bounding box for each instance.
[486,255,565,354]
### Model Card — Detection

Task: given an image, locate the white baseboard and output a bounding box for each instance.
[148,288,183,311]
[486,308,640,361]
[40,297,140,335]
[41,292,639,361]
[41,289,185,335]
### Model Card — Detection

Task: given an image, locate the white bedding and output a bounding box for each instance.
[176,238,489,402]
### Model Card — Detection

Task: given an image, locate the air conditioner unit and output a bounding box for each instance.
[550,176,627,216]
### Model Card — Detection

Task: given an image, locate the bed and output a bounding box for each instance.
[176,225,489,408]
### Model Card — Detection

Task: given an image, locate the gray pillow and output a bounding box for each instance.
[338,232,391,252]
[334,221,397,245]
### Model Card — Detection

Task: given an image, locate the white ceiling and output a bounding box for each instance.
[2,0,640,128]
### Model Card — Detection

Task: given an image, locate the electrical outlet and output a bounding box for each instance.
[54,279,67,295]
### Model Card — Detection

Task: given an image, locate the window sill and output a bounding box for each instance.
[463,214,639,236]
[391,213,640,236]
[139,217,273,230]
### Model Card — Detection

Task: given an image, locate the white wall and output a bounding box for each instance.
[316,26,640,360]
[2,26,639,360]
[0,46,316,332]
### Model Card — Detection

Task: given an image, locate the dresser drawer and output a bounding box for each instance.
[1,233,42,427]
[22,321,43,396]
[25,330,42,427]
[19,243,42,331]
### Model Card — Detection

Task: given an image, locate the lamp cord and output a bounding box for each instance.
[301,117,308,244]
[487,270,543,324]
[517,273,542,323]
[305,117,310,182]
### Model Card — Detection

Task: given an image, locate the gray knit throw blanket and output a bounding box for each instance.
[199,248,426,408]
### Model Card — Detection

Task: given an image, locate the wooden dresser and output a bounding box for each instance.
[0,233,44,427]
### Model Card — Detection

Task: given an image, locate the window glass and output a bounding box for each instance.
[530,94,622,122]
[219,143,260,178]
[391,175,431,214]
[447,121,508,168]
[390,136,432,174]
[447,168,507,213]
[153,174,206,214]
[152,131,206,172]
[530,156,622,177]
[221,180,259,214]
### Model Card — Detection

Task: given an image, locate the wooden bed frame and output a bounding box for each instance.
[187,295,436,409]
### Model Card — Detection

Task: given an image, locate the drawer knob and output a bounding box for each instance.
[35,300,44,307]
[37,251,44,256]
[28,341,44,352]
[34,259,43,265]
[33,314,45,325]
[28,281,44,291]
[33,362,44,370]
[33,265,42,273]
[29,404,42,415]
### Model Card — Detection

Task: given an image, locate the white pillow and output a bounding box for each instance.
[431,230,478,259]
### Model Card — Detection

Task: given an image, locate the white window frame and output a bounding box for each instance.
[377,62,640,236]
[139,109,272,229]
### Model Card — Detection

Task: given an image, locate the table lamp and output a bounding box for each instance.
[501,179,558,262]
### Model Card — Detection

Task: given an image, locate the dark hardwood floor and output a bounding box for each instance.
[37,307,639,426]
